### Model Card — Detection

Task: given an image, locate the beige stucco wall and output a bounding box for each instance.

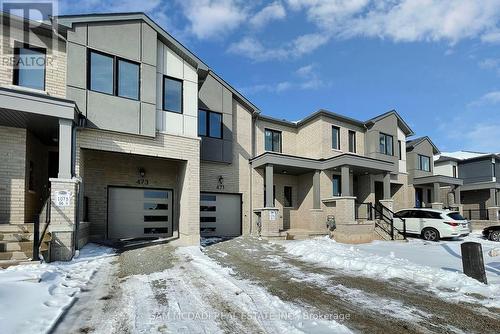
[0,18,66,98]
[200,100,253,234]
[76,128,200,244]
[0,126,26,224]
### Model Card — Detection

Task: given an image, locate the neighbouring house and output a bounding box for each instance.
[434,151,500,223]
[0,11,478,266]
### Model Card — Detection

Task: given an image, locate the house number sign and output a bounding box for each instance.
[55,191,71,207]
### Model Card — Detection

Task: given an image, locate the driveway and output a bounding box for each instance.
[50,237,500,334]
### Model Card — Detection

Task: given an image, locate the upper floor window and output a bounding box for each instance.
[332,126,340,150]
[198,109,222,139]
[348,130,356,153]
[163,76,183,113]
[265,128,281,153]
[398,140,402,160]
[88,50,140,100]
[453,165,457,178]
[379,133,393,156]
[418,154,431,172]
[13,45,46,90]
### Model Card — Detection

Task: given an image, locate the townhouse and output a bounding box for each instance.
[435,151,500,221]
[0,11,480,265]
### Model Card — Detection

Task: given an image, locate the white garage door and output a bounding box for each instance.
[108,187,173,239]
[200,192,241,237]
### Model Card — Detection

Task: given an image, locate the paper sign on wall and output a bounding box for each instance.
[55,191,71,207]
[268,210,277,221]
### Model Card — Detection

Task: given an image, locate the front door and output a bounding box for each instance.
[415,188,423,208]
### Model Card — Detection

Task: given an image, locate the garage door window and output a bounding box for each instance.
[144,203,168,210]
[144,215,169,222]
[144,190,169,199]
[201,217,216,223]
[201,194,216,201]
[201,205,216,211]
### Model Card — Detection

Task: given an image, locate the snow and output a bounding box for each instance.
[115,246,352,334]
[280,233,500,308]
[435,150,492,161]
[0,244,115,334]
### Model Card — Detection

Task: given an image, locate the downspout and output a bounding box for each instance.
[72,115,85,251]
[249,112,258,235]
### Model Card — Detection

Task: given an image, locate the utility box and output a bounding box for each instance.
[461,242,488,284]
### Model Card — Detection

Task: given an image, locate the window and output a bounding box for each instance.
[265,129,282,152]
[144,215,169,222]
[201,217,216,223]
[200,206,216,212]
[88,50,140,100]
[418,155,431,172]
[453,165,457,178]
[427,189,432,203]
[163,76,183,113]
[332,126,340,150]
[379,133,394,156]
[144,203,168,210]
[447,212,465,220]
[13,45,46,90]
[332,175,341,196]
[284,186,292,207]
[117,59,140,99]
[398,140,402,160]
[144,190,168,199]
[198,109,222,138]
[201,194,216,201]
[348,130,356,153]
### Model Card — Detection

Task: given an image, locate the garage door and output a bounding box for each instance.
[200,192,241,237]
[108,187,173,239]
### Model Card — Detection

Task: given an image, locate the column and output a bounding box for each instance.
[490,188,498,207]
[58,119,73,179]
[454,186,461,205]
[431,182,444,210]
[383,172,391,200]
[265,164,274,207]
[341,166,350,197]
[313,170,321,209]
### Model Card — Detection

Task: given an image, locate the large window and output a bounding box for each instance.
[163,76,183,113]
[348,130,356,153]
[453,165,457,178]
[332,126,340,150]
[13,45,46,90]
[332,175,341,196]
[88,50,140,100]
[419,154,431,172]
[379,133,394,156]
[198,109,222,138]
[265,129,282,152]
[284,186,293,207]
[398,140,402,160]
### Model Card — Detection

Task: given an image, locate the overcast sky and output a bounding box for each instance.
[59,0,500,153]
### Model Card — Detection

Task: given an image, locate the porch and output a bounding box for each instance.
[250,152,402,242]
[412,175,463,210]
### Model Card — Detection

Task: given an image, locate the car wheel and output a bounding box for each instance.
[422,228,440,241]
[489,231,500,242]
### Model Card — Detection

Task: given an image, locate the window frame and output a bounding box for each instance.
[379,132,394,156]
[418,154,431,172]
[264,128,282,153]
[348,130,356,153]
[198,109,223,139]
[332,126,341,150]
[13,42,47,91]
[284,186,293,208]
[332,174,342,197]
[87,48,141,101]
[452,165,457,178]
[162,75,183,113]
[398,140,402,160]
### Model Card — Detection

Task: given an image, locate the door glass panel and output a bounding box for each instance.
[144,203,168,210]
[144,190,168,199]
[144,215,169,222]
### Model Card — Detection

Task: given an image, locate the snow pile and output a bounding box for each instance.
[0,244,115,334]
[436,151,491,161]
[282,236,500,308]
[117,246,352,334]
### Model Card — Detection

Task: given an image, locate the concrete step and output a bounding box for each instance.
[0,241,33,252]
[0,250,31,261]
[0,232,33,242]
[0,224,34,233]
[0,259,39,269]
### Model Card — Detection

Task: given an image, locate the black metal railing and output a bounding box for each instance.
[33,194,51,261]
[371,203,406,241]
[463,209,489,221]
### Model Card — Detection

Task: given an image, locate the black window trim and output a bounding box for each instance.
[198,108,223,139]
[13,42,47,91]
[87,48,141,101]
[264,128,282,153]
[418,154,431,172]
[162,75,184,114]
[348,129,356,153]
[332,125,341,150]
[379,132,394,156]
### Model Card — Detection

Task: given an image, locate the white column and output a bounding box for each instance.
[265,164,274,207]
[341,166,350,196]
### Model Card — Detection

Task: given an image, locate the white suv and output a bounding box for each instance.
[393,208,470,241]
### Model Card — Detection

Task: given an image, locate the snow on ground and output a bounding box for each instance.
[0,244,115,334]
[280,233,500,308]
[116,246,352,334]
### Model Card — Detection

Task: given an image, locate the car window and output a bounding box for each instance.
[395,211,409,218]
[427,211,442,219]
[448,212,465,220]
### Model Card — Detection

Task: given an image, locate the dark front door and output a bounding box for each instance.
[375,181,384,219]
[415,188,423,208]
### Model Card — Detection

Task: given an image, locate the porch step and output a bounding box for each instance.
[0,224,34,233]
[0,241,33,252]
